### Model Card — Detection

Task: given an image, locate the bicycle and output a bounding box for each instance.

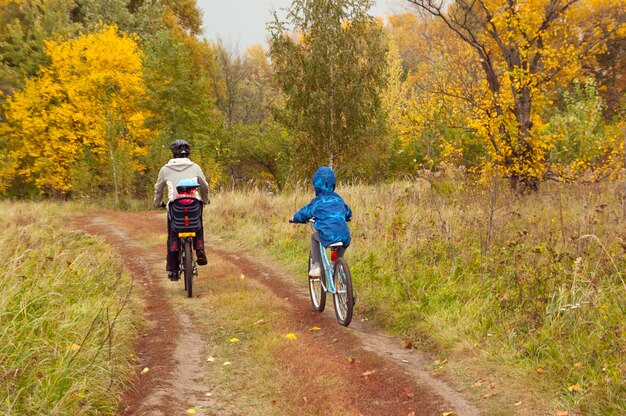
[169,197,203,298]
[289,219,355,326]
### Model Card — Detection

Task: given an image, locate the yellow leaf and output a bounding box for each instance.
[310,326,321,331]
[223,361,232,366]
[568,384,580,392]
[70,343,80,351]
[140,367,149,375]
[229,338,239,343]
[284,333,297,340]
[187,409,196,414]
[555,411,569,416]
[443,412,454,416]
[240,274,245,279]
[207,356,215,362]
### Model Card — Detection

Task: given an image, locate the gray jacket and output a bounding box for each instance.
[153,158,210,207]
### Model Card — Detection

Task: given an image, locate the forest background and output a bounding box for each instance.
[1,0,624,198]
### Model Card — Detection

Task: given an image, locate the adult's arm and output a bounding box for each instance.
[196,165,210,205]
[153,167,166,207]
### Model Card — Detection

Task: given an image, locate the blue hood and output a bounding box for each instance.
[312,166,336,195]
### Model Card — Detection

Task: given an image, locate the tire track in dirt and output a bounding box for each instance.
[76,211,480,416]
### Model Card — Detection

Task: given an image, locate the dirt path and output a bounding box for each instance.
[75,211,480,416]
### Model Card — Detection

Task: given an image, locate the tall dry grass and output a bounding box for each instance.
[205,176,626,414]
[0,202,138,415]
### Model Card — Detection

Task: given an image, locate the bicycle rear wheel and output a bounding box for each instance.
[183,239,193,298]
[332,258,353,326]
[308,252,326,311]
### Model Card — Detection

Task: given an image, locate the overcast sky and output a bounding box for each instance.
[197,0,407,51]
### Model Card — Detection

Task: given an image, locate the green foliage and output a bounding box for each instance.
[547,79,622,180]
[0,0,78,94]
[141,30,223,190]
[0,202,138,415]
[269,0,388,174]
[221,121,294,190]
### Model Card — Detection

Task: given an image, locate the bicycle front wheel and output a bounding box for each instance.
[183,239,193,298]
[332,258,353,326]
[308,252,326,312]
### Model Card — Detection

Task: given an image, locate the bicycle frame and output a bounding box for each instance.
[310,222,339,294]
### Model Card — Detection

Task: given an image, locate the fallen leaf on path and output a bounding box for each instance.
[443,412,454,416]
[229,338,239,343]
[514,401,523,406]
[433,358,448,366]
[536,368,545,375]
[187,409,196,414]
[223,362,232,366]
[481,393,495,399]
[404,340,413,349]
[568,384,581,392]
[240,274,245,280]
[361,370,377,378]
[284,333,297,340]
[207,356,215,363]
[70,343,80,351]
[271,400,276,406]
[555,411,569,416]
[347,357,355,364]
[407,412,415,416]
[310,326,321,331]
[140,367,149,375]
[254,319,266,325]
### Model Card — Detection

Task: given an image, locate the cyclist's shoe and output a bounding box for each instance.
[309,262,321,277]
[196,249,208,265]
[168,271,179,281]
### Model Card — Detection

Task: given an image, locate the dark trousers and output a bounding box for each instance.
[166,213,204,272]
[311,232,346,265]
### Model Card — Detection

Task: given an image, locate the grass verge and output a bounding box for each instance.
[0,201,139,415]
[204,178,626,415]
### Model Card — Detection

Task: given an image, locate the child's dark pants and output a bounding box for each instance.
[311,232,346,266]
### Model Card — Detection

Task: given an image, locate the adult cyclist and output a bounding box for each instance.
[154,140,210,281]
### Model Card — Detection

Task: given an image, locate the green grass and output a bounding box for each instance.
[204,178,626,415]
[0,202,139,415]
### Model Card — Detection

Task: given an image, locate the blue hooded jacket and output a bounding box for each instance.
[292,166,352,248]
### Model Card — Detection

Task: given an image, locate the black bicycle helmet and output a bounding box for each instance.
[170,139,190,158]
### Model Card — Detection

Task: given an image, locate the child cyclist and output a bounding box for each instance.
[290,166,352,276]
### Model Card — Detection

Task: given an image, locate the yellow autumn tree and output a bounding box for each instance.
[406,0,625,191]
[383,16,478,173]
[2,25,153,197]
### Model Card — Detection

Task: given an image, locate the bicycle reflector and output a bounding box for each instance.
[184,216,189,226]
[331,250,338,262]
